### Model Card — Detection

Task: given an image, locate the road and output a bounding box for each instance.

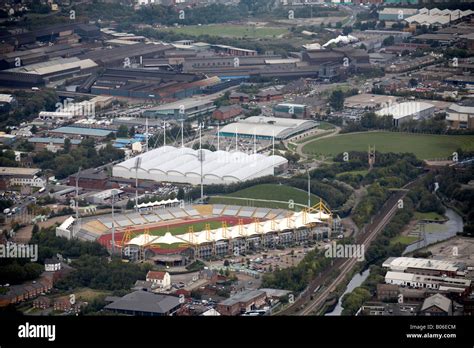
[277,177,422,316]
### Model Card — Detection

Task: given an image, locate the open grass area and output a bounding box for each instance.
[302,132,474,160]
[318,122,336,130]
[209,184,319,210]
[390,235,418,246]
[74,288,111,302]
[148,220,224,236]
[414,211,446,221]
[164,24,288,38]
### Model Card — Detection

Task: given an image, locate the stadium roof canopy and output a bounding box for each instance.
[126,210,328,247]
[219,116,318,140]
[113,145,287,185]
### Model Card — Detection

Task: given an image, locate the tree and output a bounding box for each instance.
[117,125,128,138]
[128,126,136,137]
[342,26,352,35]
[382,35,395,47]
[177,187,185,200]
[329,90,344,111]
[63,138,72,153]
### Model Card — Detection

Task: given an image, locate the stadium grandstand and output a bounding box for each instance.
[112,145,288,185]
[218,116,318,140]
[56,202,333,261]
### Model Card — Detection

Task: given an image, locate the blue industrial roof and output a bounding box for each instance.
[52,127,115,137]
[114,138,140,144]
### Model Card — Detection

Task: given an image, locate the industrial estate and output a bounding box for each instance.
[0,1,473,340]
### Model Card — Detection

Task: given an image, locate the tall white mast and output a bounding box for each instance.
[145,117,148,152]
[253,129,256,154]
[163,120,166,146]
[235,126,238,151]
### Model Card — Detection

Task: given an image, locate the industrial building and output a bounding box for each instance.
[384,271,471,294]
[219,116,318,140]
[382,257,465,277]
[87,68,220,100]
[112,145,288,185]
[0,57,99,87]
[446,103,474,130]
[376,101,436,127]
[378,7,419,21]
[28,137,81,153]
[50,126,115,140]
[273,103,309,119]
[142,98,216,120]
[0,167,44,190]
[104,291,181,316]
[217,290,266,316]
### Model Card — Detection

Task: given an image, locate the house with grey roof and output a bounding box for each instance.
[104,290,181,316]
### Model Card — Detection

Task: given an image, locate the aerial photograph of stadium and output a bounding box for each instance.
[0,0,473,346]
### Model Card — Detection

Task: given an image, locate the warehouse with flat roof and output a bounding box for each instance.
[376,101,435,127]
[143,98,216,120]
[219,116,318,140]
[50,126,115,139]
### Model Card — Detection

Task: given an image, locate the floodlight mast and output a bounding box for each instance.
[134,157,142,212]
[145,116,149,152]
[75,166,82,220]
[111,189,118,255]
[199,124,204,202]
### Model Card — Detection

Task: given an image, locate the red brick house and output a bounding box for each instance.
[212,105,243,122]
[229,92,250,104]
[256,90,283,102]
[68,168,108,190]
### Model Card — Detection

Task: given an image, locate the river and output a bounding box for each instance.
[325,268,370,316]
[403,208,463,254]
[324,208,463,316]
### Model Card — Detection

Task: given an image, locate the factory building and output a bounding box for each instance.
[273,103,309,119]
[142,98,216,120]
[376,101,435,127]
[219,116,318,140]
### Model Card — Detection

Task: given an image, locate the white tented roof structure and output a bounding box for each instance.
[136,198,180,209]
[219,116,318,140]
[153,232,187,245]
[126,210,327,247]
[113,145,287,185]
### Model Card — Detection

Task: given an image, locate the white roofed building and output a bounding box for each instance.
[112,145,288,185]
[219,116,318,140]
[376,101,435,127]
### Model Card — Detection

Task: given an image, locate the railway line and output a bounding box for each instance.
[278,177,422,316]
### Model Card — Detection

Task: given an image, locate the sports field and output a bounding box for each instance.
[165,24,288,38]
[209,184,320,210]
[302,132,474,159]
